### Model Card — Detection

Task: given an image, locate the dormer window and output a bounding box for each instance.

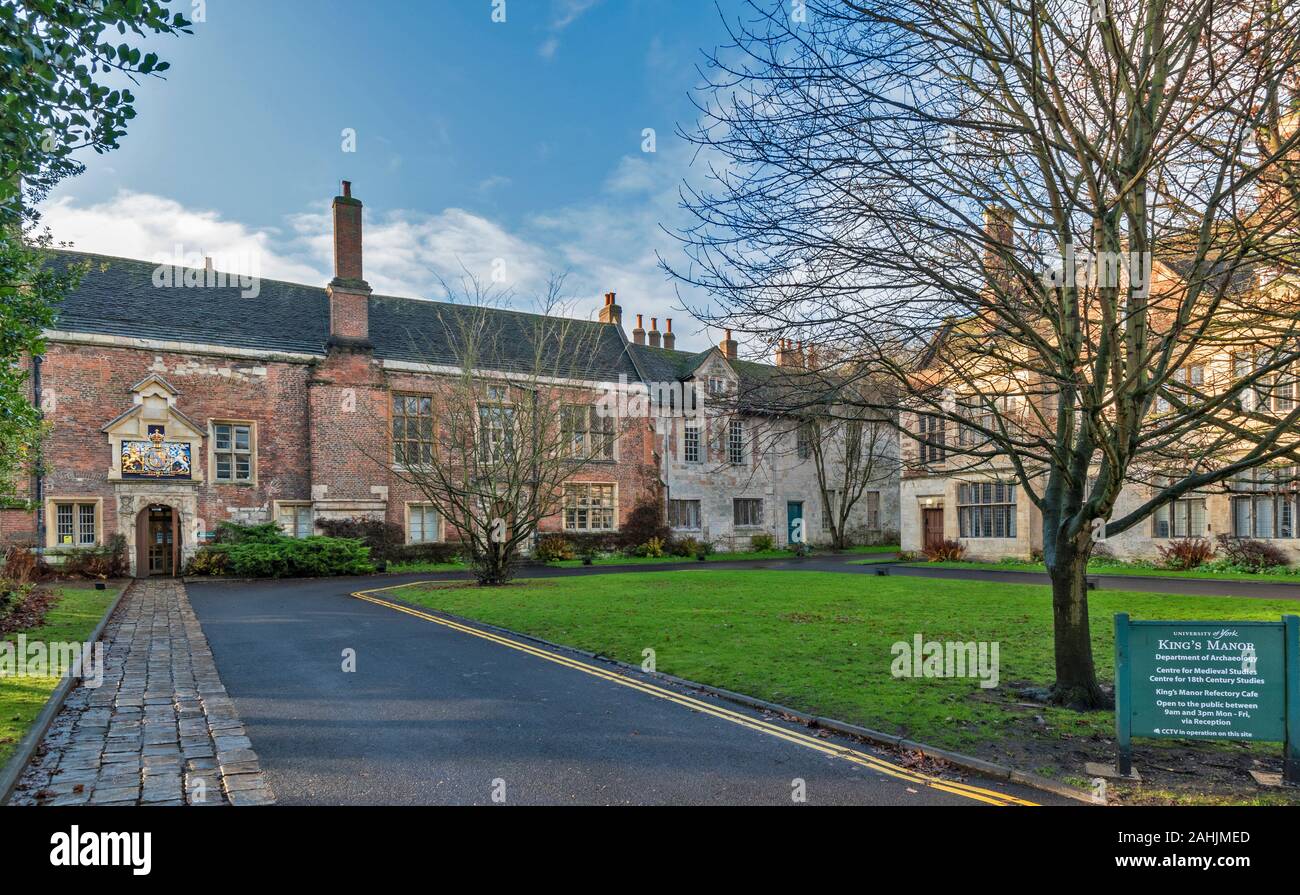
[708,377,728,396]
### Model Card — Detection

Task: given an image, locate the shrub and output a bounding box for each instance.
[225,536,374,578]
[3,546,44,585]
[1156,537,1215,570]
[923,539,967,562]
[632,536,666,558]
[213,521,285,545]
[187,532,373,578]
[671,536,701,557]
[1214,535,1290,572]
[535,536,575,562]
[1088,542,1118,564]
[567,532,620,555]
[694,539,715,557]
[61,535,128,579]
[385,542,461,565]
[617,500,671,551]
[184,547,230,577]
[749,532,775,552]
[316,517,405,561]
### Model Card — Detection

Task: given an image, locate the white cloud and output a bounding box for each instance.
[37,142,721,351]
[538,0,603,61]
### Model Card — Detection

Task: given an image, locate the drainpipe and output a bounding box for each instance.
[32,354,45,549]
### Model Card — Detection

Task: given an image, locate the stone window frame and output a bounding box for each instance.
[956,481,1017,539]
[45,496,103,549]
[560,403,616,461]
[404,501,443,544]
[683,421,702,464]
[563,482,618,532]
[733,497,764,529]
[274,500,314,539]
[727,419,747,466]
[392,393,436,467]
[668,498,701,531]
[209,419,257,485]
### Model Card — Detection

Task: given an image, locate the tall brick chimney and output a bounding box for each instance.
[720,328,738,361]
[983,205,1015,291]
[662,318,675,350]
[599,291,623,327]
[328,180,372,347]
[648,317,661,348]
[632,314,646,345]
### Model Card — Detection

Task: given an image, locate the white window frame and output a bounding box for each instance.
[728,420,746,466]
[683,422,701,464]
[210,420,256,484]
[405,502,442,544]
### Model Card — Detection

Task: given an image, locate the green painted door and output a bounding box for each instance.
[787,501,804,544]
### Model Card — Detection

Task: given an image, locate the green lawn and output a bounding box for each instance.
[905,559,1300,583]
[0,585,119,769]
[385,569,1299,802]
[388,544,898,574]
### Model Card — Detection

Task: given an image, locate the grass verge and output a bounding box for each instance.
[0,584,119,769]
[384,569,1299,805]
[389,544,898,574]
[906,559,1300,583]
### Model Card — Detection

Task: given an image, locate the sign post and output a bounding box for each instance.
[1114,613,1299,785]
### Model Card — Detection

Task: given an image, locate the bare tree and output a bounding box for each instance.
[668,0,1300,706]
[377,274,617,585]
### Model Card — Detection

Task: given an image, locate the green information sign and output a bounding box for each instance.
[1115,613,1300,784]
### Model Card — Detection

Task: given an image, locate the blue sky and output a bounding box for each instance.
[43,0,745,351]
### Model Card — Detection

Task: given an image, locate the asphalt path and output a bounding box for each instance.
[188,575,1069,806]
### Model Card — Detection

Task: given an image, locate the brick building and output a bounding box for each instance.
[0,183,898,576]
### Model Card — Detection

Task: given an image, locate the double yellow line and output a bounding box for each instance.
[352,584,1038,807]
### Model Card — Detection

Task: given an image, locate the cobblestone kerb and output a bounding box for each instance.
[8,579,275,806]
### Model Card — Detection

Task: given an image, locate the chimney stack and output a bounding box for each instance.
[663,318,675,350]
[599,291,623,327]
[720,328,738,361]
[776,338,802,367]
[648,317,661,348]
[328,180,372,347]
[632,313,646,345]
[983,205,1015,290]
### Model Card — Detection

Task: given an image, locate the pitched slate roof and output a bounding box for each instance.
[44,251,641,382]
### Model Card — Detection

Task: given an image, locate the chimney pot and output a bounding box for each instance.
[204,256,213,273]
[632,313,646,345]
[663,318,675,350]
[342,180,352,198]
[598,291,622,326]
[648,317,661,348]
[720,329,738,361]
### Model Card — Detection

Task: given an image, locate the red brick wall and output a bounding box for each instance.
[0,341,313,549]
[0,338,665,555]
[308,346,388,501]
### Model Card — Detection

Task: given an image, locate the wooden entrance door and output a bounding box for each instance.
[137,505,179,577]
[922,508,945,551]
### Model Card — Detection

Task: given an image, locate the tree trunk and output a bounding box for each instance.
[1045,545,1109,709]
[473,541,517,586]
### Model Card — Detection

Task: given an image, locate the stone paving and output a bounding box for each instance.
[8,579,274,806]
